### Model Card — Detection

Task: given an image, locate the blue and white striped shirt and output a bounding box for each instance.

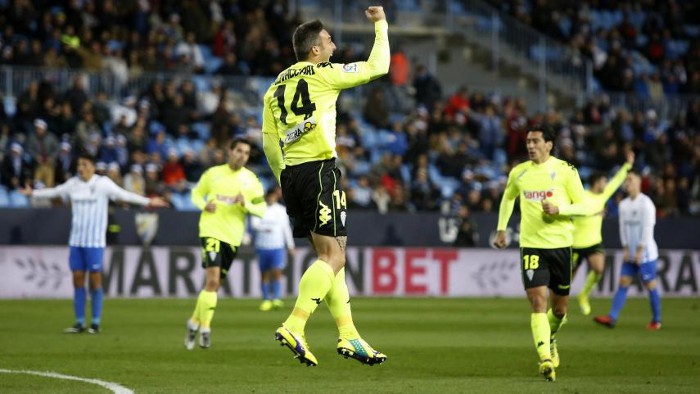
[250,202,294,250]
[33,175,150,247]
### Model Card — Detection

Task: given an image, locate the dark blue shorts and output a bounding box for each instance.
[621,260,658,283]
[257,248,286,271]
[69,246,105,272]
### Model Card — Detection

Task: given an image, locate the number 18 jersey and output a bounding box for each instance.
[262,21,390,166]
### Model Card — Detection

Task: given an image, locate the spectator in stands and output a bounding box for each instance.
[1,143,33,190]
[181,148,204,184]
[444,85,470,119]
[26,119,59,188]
[54,142,74,185]
[410,166,441,211]
[350,175,376,210]
[453,205,478,247]
[124,164,145,196]
[363,87,390,129]
[176,32,205,74]
[215,52,246,75]
[413,64,442,112]
[162,148,186,192]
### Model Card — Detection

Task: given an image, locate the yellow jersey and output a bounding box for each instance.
[498,156,591,248]
[191,164,265,247]
[572,163,631,248]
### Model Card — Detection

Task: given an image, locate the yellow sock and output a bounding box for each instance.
[325,268,360,339]
[547,309,567,337]
[190,294,203,326]
[531,313,551,361]
[581,270,602,297]
[198,290,218,330]
[284,260,334,333]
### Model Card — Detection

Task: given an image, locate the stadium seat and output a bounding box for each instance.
[3,96,17,117]
[0,187,9,207]
[9,190,29,207]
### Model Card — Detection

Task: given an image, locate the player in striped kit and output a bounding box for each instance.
[594,171,662,330]
[21,153,168,333]
[250,186,295,311]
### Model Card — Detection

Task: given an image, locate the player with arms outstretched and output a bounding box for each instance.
[494,126,593,381]
[22,153,168,334]
[261,6,389,366]
[573,150,634,315]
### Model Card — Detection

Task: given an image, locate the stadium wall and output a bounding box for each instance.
[0,246,698,299]
[1,208,699,249]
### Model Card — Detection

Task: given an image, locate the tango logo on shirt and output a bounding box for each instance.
[216,194,238,205]
[523,189,554,201]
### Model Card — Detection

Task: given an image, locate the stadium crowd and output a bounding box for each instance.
[1,0,699,222]
[489,0,700,95]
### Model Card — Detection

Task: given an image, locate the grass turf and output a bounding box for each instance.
[0,297,698,393]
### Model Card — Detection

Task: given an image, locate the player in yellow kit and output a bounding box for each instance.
[573,150,634,315]
[494,125,593,382]
[261,6,389,366]
[184,138,266,350]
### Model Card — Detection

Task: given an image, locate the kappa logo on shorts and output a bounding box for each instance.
[526,269,534,281]
[318,201,332,226]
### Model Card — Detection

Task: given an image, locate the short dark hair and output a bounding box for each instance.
[230,137,251,150]
[528,124,556,146]
[588,171,606,187]
[77,152,97,164]
[293,20,324,61]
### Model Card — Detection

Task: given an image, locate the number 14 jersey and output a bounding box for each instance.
[262,21,390,166]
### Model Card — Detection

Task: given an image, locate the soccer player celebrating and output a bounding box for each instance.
[261,6,389,366]
[594,171,662,330]
[573,150,634,315]
[494,125,592,382]
[250,186,295,311]
[184,138,266,349]
[21,153,168,334]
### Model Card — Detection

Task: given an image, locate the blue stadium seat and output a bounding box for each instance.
[170,193,186,210]
[684,24,700,37]
[529,45,562,61]
[9,190,29,207]
[0,187,9,207]
[3,96,16,117]
[190,122,211,140]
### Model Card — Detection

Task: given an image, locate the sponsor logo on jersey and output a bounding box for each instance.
[342,63,358,73]
[523,189,554,201]
[216,194,239,205]
[284,115,317,144]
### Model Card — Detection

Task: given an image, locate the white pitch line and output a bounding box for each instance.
[0,369,134,394]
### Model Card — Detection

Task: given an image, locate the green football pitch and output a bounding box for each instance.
[1,297,698,393]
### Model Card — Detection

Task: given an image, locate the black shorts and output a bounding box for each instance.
[280,158,347,238]
[200,237,238,278]
[573,243,605,272]
[520,247,572,296]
